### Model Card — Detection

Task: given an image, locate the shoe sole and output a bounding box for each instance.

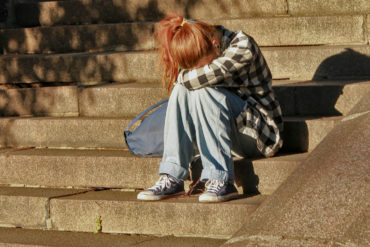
[137,191,185,201]
[199,192,239,203]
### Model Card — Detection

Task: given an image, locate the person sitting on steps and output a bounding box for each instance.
[137,13,283,203]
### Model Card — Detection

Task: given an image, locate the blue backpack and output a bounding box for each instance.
[124,99,168,157]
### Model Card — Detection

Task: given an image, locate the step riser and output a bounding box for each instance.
[288,0,370,16]
[49,191,258,238]
[0,195,48,229]
[0,188,88,229]
[1,46,369,84]
[14,0,370,27]
[1,82,369,118]
[1,23,155,54]
[0,150,305,195]
[0,86,79,117]
[79,82,370,118]
[0,117,338,151]
[2,15,366,54]
[0,188,261,238]
[0,227,226,247]
[15,0,287,26]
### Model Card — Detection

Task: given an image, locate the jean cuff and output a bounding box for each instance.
[200,168,233,183]
[159,161,189,181]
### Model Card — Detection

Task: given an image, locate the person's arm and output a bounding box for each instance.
[178,31,256,90]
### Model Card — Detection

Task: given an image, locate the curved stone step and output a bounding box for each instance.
[0,45,369,84]
[1,15,366,54]
[0,148,307,195]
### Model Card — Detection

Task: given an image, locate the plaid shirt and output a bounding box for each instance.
[177,26,283,157]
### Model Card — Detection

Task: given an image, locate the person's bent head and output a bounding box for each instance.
[155,13,221,91]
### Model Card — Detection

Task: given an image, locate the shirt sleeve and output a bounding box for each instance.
[178,31,256,90]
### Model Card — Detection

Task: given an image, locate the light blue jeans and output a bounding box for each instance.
[158,83,260,183]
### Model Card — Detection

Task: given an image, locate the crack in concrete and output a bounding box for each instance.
[45,189,97,229]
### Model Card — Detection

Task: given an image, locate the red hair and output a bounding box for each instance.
[155,13,217,92]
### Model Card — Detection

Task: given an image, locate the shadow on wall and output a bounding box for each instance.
[279,49,370,153]
[313,48,370,81]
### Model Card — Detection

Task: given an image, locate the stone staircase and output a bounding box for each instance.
[0,0,369,246]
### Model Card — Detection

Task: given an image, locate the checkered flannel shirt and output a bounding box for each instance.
[177,26,283,157]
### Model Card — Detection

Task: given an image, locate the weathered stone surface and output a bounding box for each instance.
[0,148,306,195]
[0,117,131,149]
[277,80,370,117]
[1,45,369,84]
[334,81,370,115]
[78,83,167,117]
[234,154,306,195]
[0,227,225,247]
[0,149,160,189]
[288,0,370,16]
[0,116,339,150]
[16,0,287,26]
[50,190,263,238]
[2,15,365,54]
[265,45,370,80]
[78,81,370,118]
[0,86,78,117]
[0,81,367,118]
[0,22,154,54]
[214,15,366,46]
[282,116,339,152]
[0,187,87,229]
[223,96,370,247]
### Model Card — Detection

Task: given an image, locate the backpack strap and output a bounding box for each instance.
[126,98,169,131]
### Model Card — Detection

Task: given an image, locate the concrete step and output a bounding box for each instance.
[288,0,370,16]
[0,227,225,247]
[14,0,370,27]
[0,85,79,117]
[1,22,155,54]
[1,81,369,118]
[78,81,370,118]
[0,186,265,238]
[0,45,369,84]
[0,116,340,151]
[0,186,89,229]
[15,0,287,27]
[0,148,307,195]
[1,15,366,54]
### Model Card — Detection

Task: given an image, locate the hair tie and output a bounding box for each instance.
[181,18,196,27]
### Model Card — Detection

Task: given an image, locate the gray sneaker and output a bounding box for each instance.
[199,179,238,202]
[137,174,185,201]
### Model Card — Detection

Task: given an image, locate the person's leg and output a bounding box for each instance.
[183,86,246,202]
[158,83,196,180]
[222,89,262,159]
[137,84,195,200]
[189,87,261,202]
[188,87,235,183]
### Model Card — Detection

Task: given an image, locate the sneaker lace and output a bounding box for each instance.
[205,179,225,193]
[149,175,174,192]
